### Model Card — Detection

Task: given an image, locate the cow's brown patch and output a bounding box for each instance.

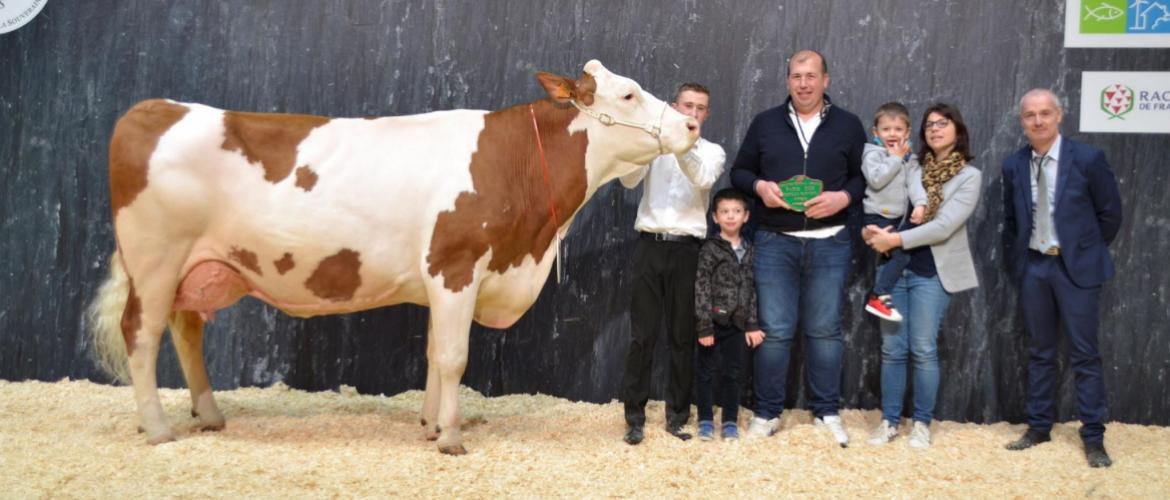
[221,110,330,184]
[121,280,142,354]
[108,100,190,218]
[294,166,318,192]
[305,249,362,301]
[228,247,262,276]
[425,99,589,291]
[274,253,296,275]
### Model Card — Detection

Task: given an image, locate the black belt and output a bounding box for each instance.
[1029,246,1061,257]
[640,231,700,243]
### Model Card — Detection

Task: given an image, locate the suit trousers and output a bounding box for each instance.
[621,237,700,427]
[1021,251,1108,443]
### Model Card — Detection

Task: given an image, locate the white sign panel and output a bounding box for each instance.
[1065,0,1170,47]
[0,0,48,35]
[1080,72,1170,133]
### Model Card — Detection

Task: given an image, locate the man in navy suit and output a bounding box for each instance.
[1002,89,1123,468]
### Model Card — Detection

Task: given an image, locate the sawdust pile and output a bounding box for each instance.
[1,379,1167,498]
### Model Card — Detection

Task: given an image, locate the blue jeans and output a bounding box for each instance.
[865,214,910,297]
[751,228,851,419]
[879,270,951,425]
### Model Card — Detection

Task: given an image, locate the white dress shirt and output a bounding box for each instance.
[1030,134,1062,251]
[620,137,726,237]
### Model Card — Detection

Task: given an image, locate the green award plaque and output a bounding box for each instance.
[778,175,823,212]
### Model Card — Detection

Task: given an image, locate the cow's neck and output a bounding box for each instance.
[498,99,592,232]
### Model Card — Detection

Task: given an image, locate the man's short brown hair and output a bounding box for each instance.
[787,49,828,75]
[676,82,710,99]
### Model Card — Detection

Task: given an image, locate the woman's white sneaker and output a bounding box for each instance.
[868,420,898,445]
[746,416,779,438]
[908,421,931,448]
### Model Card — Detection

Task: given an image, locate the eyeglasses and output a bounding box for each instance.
[924,118,951,130]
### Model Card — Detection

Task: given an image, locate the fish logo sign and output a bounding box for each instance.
[1100,83,1135,119]
[1084,2,1125,21]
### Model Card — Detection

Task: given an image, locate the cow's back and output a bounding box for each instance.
[110,100,490,315]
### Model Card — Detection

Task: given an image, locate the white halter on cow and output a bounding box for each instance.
[87,60,699,454]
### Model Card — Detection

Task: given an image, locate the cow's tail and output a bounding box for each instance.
[86,250,132,384]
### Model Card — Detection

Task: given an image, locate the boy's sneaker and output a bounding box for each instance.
[721,421,739,441]
[865,294,903,322]
[697,420,715,441]
[868,420,898,445]
[746,416,779,438]
[815,415,850,448]
[908,421,931,449]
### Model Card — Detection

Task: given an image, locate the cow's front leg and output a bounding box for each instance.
[425,288,476,455]
[420,316,441,441]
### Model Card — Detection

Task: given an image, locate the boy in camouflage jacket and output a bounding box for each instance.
[694,188,765,441]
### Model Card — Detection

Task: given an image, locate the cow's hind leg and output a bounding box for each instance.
[425,286,477,455]
[124,284,181,443]
[169,311,225,431]
[420,315,441,441]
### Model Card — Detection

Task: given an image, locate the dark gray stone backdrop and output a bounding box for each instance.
[2,1,1167,425]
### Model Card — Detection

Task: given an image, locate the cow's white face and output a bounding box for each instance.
[537,60,698,169]
[580,60,698,164]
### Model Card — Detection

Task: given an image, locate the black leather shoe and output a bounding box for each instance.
[666,423,692,441]
[1085,442,1113,468]
[1005,429,1051,450]
[623,425,644,445]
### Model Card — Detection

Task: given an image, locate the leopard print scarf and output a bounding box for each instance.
[921,151,965,222]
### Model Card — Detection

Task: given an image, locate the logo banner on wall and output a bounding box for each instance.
[1065,0,1170,47]
[1080,72,1170,133]
[0,0,48,35]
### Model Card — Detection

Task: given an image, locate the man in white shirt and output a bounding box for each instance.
[619,82,726,445]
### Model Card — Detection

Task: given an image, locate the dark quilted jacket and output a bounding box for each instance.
[694,235,759,339]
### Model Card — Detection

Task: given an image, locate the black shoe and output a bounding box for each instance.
[623,425,644,445]
[1005,429,1051,450]
[1085,442,1113,468]
[666,422,692,441]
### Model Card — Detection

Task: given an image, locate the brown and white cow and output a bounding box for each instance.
[87,60,698,454]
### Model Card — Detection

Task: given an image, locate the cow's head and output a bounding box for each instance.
[537,60,698,172]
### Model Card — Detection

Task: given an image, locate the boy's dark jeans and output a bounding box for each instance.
[695,323,747,424]
[866,214,911,297]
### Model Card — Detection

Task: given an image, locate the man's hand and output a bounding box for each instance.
[910,205,925,224]
[698,336,714,347]
[745,330,765,348]
[755,180,791,209]
[804,190,850,219]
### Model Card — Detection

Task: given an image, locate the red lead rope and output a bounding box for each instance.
[528,104,563,283]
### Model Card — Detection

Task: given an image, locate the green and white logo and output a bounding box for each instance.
[1100,84,1135,119]
[1081,0,1128,33]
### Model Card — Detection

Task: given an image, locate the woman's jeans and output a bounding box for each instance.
[879,270,951,425]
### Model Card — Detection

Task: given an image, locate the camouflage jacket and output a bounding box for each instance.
[694,235,759,339]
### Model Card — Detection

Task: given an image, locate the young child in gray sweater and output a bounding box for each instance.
[862,102,927,322]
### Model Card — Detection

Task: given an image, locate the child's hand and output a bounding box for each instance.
[698,336,715,347]
[886,138,910,158]
[745,330,765,348]
[910,205,925,224]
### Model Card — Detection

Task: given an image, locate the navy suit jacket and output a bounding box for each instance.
[1002,137,1123,288]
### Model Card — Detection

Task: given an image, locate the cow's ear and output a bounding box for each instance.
[537,72,576,103]
[574,73,596,106]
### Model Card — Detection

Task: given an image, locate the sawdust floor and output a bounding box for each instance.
[1,379,1167,498]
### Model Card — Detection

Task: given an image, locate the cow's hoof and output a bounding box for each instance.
[196,419,225,432]
[422,421,440,441]
[438,444,467,455]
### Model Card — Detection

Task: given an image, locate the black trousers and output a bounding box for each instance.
[695,323,746,424]
[621,236,700,427]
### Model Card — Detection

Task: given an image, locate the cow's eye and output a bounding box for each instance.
[623,93,634,101]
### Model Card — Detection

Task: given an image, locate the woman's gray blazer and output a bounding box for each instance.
[899,164,982,293]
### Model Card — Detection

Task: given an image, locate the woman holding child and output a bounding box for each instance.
[862,103,981,448]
